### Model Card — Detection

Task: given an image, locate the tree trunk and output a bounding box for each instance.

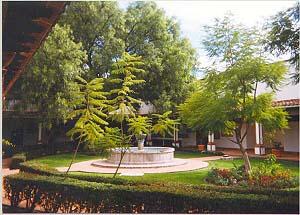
[64,140,82,177]
[113,149,126,178]
[238,143,251,174]
[235,125,251,174]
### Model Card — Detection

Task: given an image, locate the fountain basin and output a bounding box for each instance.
[92,147,187,168]
[108,147,174,165]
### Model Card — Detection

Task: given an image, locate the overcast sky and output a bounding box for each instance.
[119,1,299,100]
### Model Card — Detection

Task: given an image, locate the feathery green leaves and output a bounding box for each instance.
[66,77,108,146]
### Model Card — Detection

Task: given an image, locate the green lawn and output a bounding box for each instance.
[174,151,218,158]
[31,152,299,185]
[30,153,103,168]
[31,151,210,167]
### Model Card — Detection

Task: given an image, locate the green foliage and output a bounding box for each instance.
[202,13,260,66]
[14,24,87,127]
[108,52,145,122]
[206,165,247,186]
[67,76,108,146]
[2,139,15,158]
[207,155,297,189]
[60,2,197,111]
[180,18,289,134]
[179,58,288,138]
[265,3,299,83]
[181,15,289,173]
[152,111,180,137]
[128,116,152,137]
[101,127,132,150]
[249,154,297,188]
[4,173,299,213]
[59,1,124,78]
[19,161,60,176]
[10,153,26,170]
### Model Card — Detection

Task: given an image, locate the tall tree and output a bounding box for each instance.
[202,13,260,67]
[108,52,146,177]
[124,2,197,111]
[66,76,108,175]
[13,24,87,128]
[265,3,299,84]
[179,15,289,174]
[60,2,197,112]
[59,1,125,78]
[179,58,288,174]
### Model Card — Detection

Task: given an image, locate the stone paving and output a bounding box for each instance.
[2,168,19,177]
[56,157,217,174]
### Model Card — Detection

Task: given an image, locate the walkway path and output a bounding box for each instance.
[217,148,299,161]
[2,168,19,177]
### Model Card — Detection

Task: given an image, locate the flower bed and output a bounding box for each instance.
[206,155,298,189]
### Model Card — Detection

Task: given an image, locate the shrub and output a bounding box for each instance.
[207,155,298,189]
[10,153,26,169]
[2,139,15,158]
[19,161,59,176]
[206,164,247,186]
[19,161,143,185]
[201,151,224,156]
[3,173,299,213]
[249,154,297,189]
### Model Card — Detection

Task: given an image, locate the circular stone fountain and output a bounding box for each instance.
[92,147,187,168]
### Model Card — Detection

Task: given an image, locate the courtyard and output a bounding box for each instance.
[2,1,299,214]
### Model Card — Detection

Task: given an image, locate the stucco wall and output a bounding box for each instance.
[283,121,299,152]
[246,124,256,149]
[181,132,197,146]
[214,125,248,149]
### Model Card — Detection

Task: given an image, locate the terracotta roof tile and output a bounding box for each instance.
[272,99,300,107]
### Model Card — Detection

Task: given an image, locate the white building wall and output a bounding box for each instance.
[214,125,248,149]
[283,121,299,152]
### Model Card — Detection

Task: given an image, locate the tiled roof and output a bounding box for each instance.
[273,99,300,107]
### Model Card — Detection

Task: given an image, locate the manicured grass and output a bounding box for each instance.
[32,151,209,168]
[174,151,217,158]
[30,152,299,185]
[30,153,103,168]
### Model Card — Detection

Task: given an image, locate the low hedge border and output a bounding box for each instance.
[4,173,299,213]
[19,161,140,186]
[10,153,27,169]
[19,161,299,196]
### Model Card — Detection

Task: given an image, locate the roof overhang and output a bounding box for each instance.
[2,1,67,99]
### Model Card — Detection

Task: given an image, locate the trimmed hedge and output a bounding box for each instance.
[19,161,139,186]
[10,153,26,169]
[18,161,299,196]
[4,173,299,213]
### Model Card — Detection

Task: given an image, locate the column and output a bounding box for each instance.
[207,131,216,151]
[172,125,176,147]
[173,125,179,148]
[254,122,265,155]
[175,125,179,148]
[147,129,152,146]
[37,123,42,144]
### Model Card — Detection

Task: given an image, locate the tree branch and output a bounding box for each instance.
[227,137,238,144]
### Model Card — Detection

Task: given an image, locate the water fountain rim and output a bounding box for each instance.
[110,146,175,154]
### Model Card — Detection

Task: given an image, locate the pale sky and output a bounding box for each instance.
[119,1,299,100]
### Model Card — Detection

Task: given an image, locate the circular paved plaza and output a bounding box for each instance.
[57,158,210,174]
